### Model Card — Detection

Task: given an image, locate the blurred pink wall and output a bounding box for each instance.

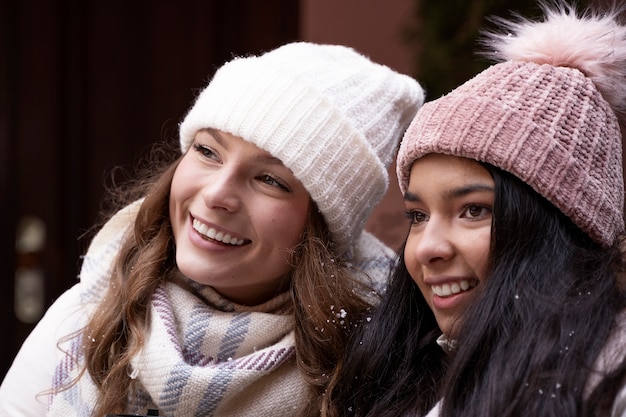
[300,0,417,251]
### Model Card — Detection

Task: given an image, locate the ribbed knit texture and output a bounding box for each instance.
[397,12,625,246]
[180,42,424,252]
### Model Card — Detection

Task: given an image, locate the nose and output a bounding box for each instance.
[408,219,454,266]
[201,167,242,213]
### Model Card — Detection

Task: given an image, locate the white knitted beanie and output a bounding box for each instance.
[180,42,424,252]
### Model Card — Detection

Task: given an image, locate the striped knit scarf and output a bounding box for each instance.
[49,277,310,417]
[46,200,396,416]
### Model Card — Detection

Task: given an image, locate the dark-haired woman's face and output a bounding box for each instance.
[403,153,493,337]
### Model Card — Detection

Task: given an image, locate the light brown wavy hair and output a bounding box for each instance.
[72,141,378,416]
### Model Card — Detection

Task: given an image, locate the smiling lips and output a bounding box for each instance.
[431,279,478,298]
[192,219,246,246]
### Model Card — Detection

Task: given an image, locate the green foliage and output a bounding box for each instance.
[405,0,592,100]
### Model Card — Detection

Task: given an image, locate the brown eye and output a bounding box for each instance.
[462,205,491,220]
[406,210,428,225]
[468,206,483,217]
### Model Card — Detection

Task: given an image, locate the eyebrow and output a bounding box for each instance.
[206,128,285,166]
[404,184,495,202]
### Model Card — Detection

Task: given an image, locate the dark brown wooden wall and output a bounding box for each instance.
[1,0,299,377]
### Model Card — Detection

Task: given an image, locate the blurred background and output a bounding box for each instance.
[1,0,609,376]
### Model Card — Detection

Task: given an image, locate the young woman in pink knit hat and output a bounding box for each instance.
[0,43,424,417]
[324,3,626,417]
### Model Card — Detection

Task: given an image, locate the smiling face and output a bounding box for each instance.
[169,129,311,305]
[403,153,494,337]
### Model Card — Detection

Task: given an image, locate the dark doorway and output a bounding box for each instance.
[1,0,299,377]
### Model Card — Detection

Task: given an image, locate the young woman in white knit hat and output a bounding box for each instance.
[0,42,424,417]
[325,3,626,417]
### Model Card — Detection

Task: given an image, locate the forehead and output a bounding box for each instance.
[404,154,495,207]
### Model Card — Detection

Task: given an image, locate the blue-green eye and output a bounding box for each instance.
[193,143,219,160]
[258,174,290,192]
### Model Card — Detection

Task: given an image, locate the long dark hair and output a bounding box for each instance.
[324,164,626,417]
[322,248,447,417]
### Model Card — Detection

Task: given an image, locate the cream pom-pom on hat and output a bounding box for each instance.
[397,2,626,247]
[180,42,424,252]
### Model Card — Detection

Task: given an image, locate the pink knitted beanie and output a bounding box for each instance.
[397,3,626,246]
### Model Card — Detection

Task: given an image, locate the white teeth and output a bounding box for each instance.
[192,219,245,246]
[432,280,476,297]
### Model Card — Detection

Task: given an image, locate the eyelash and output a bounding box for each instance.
[405,204,491,225]
[258,174,290,192]
[193,143,290,192]
[463,204,491,219]
[405,209,426,225]
[194,143,218,159]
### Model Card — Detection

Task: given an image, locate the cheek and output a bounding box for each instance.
[170,164,186,194]
[403,240,429,299]
[280,214,308,246]
[403,234,421,278]
[168,196,182,246]
[169,163,189,204]
[265,201,309,247]
[169,174,181,208]
[168,163,194,237]
[169,157,204,208]
[470,229,492,280]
